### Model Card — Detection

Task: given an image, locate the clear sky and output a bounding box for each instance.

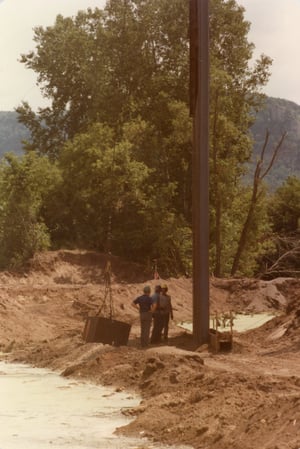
[0,0,299,111]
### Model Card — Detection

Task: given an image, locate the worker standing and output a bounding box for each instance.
[150,285,163,343]
[132,285,155,348]
[160,284,173,341]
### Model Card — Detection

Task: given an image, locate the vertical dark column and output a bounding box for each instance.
[190,0,210,345]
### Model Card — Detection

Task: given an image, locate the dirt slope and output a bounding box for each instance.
[0,250,300,449]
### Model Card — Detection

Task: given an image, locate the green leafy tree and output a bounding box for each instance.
[269,176,300,234]
[17,1,189,157]
[15,0,274,276]
[56,123,150,250]
[253,177,300,279]
[17,10,108,158]
[16,0,193,273]
[0,153,60,267]
[50,121,191,274]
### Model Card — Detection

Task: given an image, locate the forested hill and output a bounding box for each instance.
[0,97,300,188]
[250,97,300,188]
[0,111,29,156]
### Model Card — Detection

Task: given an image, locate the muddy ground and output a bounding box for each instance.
[0,249,299,449]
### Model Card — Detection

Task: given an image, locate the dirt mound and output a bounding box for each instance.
[210,277,290,313]
[239,289,300,354]
[27,249,152,284]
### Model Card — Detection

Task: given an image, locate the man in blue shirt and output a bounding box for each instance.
[132,285,155,347]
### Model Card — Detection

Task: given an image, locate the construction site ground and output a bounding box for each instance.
[0,249,299,449]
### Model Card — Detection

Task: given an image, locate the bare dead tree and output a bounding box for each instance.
[230,129,287,277]
[260,235,300,279]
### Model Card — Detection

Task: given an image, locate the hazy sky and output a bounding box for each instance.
[238,0,300,105]
[0,0,105,111]
[0,0,299,111]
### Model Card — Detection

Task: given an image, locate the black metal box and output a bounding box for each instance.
[83,316,131,346]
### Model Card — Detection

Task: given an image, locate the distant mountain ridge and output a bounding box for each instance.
[250,97,300,188]
[0,97,300,188]
[0,111,29,157]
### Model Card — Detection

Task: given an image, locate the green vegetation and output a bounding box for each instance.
[0,0,298,278]
[257,176,300,278]
[0,152,59,267]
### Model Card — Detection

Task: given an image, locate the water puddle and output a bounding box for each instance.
[227,313,276,332]
[0,361,191,449]
[179,313,276,333]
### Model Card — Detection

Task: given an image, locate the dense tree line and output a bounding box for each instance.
[0,0,298,277]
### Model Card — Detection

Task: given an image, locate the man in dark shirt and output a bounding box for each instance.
[132,285,155,347]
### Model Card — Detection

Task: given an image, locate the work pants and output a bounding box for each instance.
[151,312,164,343]
[161,313,170,340]
[139,311,152,347]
